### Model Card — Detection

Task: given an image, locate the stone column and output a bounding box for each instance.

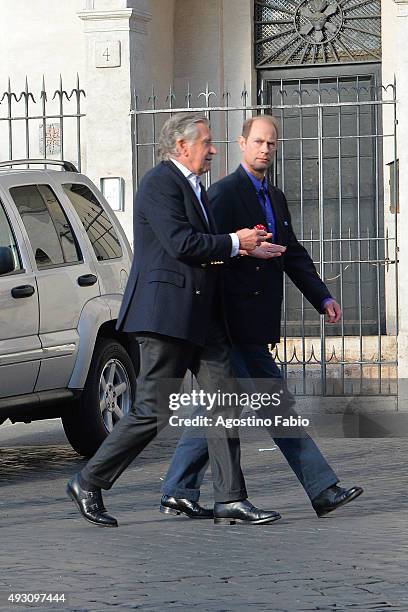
[394,1,408,377]
[77,0,151,242]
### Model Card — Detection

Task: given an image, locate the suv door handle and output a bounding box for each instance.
[11,284,35,299]
[77,274,98,287]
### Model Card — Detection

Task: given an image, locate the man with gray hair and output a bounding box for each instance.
[66,112,281,527]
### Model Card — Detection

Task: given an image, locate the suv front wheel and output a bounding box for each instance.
[62,337,137,457]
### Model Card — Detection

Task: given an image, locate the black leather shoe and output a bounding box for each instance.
[160,495,213,519]
[213,499,281,525]
[312,485,363,517]
[66,474,118,527]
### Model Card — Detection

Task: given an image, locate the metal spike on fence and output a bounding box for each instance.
[185,82,192,109]
[327,346,337,363]
[52,74,64,101]
[132,87,138,112]
[148,84,157,110]
[40,75,47,101]
[23,76,36,103]
[274,345,283,364]
[223,89,231,107]
[286,347,296,364]
[198,83,216,107]
[70,73,86,100]
[309,344,318,363]
[1,77,13,102]
[241,82,248,107]
[166,84,176,109]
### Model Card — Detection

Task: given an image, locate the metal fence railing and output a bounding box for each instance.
[131,80,398,395]
[0,75,85,172]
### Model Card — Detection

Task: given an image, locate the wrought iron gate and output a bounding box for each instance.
[132,79,398,394]
[0,75,85,171]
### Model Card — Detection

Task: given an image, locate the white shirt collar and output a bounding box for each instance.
[170,158,196,180]
[170,157,201,193]
[169,159,210,226]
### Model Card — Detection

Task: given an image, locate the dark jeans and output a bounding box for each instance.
[81,322,248,503]
[161,343,338,502]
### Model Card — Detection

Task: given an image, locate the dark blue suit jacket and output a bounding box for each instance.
[209,165,332,345]
[116,161,232,346]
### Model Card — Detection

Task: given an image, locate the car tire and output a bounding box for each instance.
[62,337,138,457]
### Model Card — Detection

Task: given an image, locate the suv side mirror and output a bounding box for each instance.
[0,246,15,275]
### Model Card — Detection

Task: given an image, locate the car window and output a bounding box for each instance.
[62,183,123,261]
[9,184,82,269]
[0,202,22,272]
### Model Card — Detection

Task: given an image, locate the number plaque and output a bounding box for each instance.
[95,41,121,68]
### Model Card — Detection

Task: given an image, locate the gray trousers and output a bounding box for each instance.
[82,322,248,503]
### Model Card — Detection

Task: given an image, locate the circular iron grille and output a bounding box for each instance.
[254,0,381,67]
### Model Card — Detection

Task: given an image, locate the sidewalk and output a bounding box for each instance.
[0,426,407,611]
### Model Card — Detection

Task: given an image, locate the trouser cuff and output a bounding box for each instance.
[213,487,248,503]
[161,485,201,502]
[81,468,113,491]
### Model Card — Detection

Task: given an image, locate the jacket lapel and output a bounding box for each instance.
[199,184,217,233]
[163,161,212,232]
[266,184,282,245]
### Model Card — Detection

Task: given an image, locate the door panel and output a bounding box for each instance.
[265,71,383,336]
[0,201,40,398]
[6,181,100,391]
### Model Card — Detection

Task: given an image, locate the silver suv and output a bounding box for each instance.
[0,159,137,457]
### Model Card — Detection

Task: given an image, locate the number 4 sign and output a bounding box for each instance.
[95,41,121,68]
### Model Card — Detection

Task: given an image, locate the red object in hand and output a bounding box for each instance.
[254,224,266,231]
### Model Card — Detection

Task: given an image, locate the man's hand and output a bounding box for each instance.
[323,299,342,323]
[236,228,272,251]
[247,242,286,260]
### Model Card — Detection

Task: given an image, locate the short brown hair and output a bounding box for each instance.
[242,115,279,139]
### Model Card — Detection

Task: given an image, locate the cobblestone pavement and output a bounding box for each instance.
[0,421,408,611]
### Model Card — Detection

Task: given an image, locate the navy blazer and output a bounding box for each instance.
[209,165,332,345]
[116,161,231,346]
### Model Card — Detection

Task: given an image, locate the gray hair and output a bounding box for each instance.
[157,112,209,161]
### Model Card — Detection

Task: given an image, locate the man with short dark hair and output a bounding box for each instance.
[66,112,282,527]
[160,115,363,520]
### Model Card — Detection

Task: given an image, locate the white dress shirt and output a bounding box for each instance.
[170,158,240,257]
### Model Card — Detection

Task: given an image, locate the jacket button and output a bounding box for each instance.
[196,290,201,295]
[201,263,207,268]
[254,291,260,296]
[255,266,260,272]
